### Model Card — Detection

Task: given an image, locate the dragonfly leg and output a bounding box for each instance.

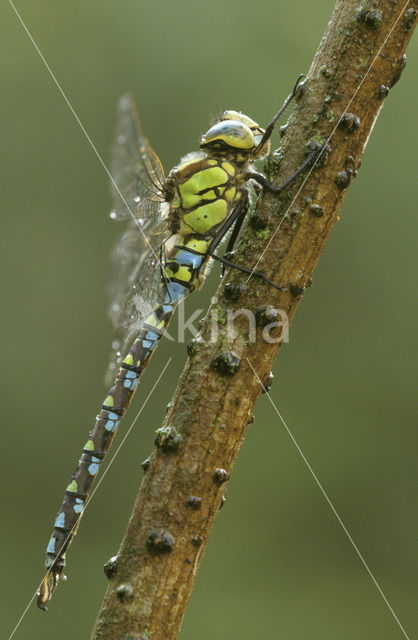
[208,195,286,291]
[254,74,306,155]
[248,143,327,196]
[208,197,248,255]
[221,201,248,274]
[209,251,286,291]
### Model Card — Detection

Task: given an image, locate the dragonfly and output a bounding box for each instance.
[38,75,320,609]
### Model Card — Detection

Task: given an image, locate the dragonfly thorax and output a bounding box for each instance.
[167,150,246,240]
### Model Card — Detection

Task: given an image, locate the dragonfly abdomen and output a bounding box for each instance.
[38,301,177,608]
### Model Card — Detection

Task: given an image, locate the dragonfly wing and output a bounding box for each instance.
[106,94,171,385]
[106,216,170,386]
[110,93,166,221]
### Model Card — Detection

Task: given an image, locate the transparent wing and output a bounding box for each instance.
[106,216,170,386]
[110,93,166,221]
[106,94,171,384]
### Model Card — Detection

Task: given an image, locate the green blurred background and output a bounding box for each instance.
[1,1,416,638]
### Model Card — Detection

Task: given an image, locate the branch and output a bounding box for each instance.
[92,2,416,638]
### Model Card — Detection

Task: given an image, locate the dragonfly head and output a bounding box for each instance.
[200,111,269,159]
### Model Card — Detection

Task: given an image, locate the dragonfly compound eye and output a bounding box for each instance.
[200,120,256,151]
[220,110,266,148]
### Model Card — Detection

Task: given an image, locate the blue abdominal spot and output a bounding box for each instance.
[54,512,65,529]
[175,250,203,268]
[145,331,159,342]
[105,411,119,433]
[165,281,188,303]
[88,463,99,475]
[123,378,139,390]
[123,370,139,390]
[47,537,56,554]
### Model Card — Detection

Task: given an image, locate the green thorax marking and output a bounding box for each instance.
[170,154,244,236]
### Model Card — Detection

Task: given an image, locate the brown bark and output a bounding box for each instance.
[92,2,416,638]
